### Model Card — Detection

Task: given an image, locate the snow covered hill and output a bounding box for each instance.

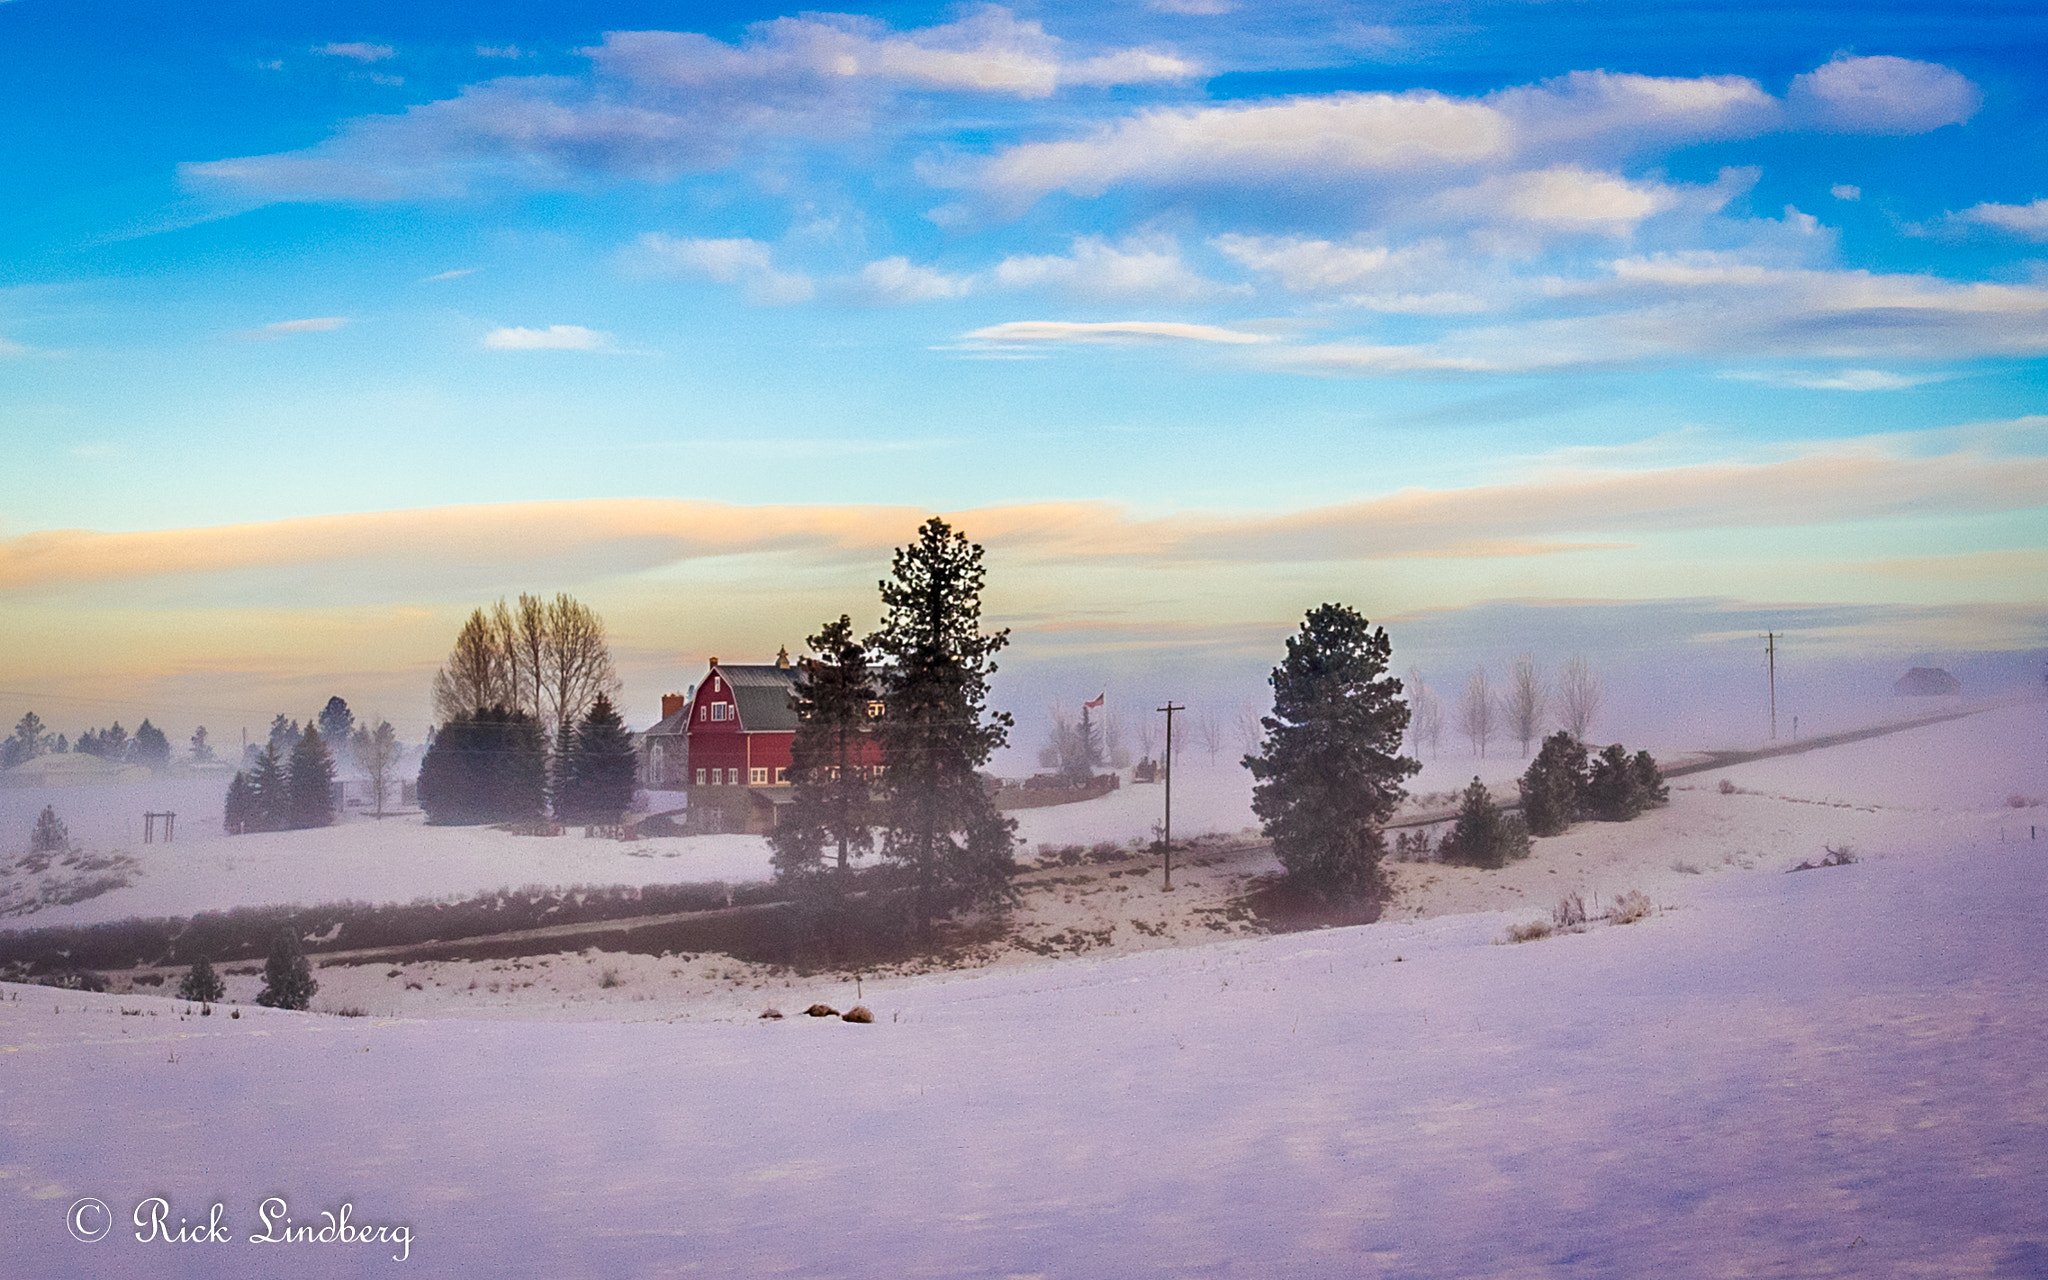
[1,703,2044,1277]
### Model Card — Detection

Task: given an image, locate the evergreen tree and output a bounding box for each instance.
[1633,750,1669,809]
[131,719,171,772]
[556,694,638,823]
[223,771,255,835]
[869,519,1018,938]
[286,724,337,829]
[266,714,301,756]
[417,706,546,825]
[248,745,290,832]
[1586,743,1650,821]
[1441,776,1530,868]
[4,711,48,769]
[255,926,317,1011]
[1245,604,1421,902]
[1519,730,1590,837]
[771,616,880,882]
[177,956,225,1003]
[188,726,215,763]
[30,805,69,855]
[317,697,355,754]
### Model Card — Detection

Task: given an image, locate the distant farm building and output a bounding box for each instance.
[675,650,884,834]
[1893,667,1961,697]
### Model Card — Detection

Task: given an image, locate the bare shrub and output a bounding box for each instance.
[598,967,622,989]
[1609,889,1654,924]
[1552,893,1587,928]
[2008,795,2041,808]
[1790,845,1856,872]
[1671,860,1703,875]
[1718,779,1738,795]
[1501,920,1553,944]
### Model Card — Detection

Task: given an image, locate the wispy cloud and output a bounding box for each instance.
[314,42,396,63]
[964,320,1277,347]
[245,317,349,338]
[1721,368,1949,392]
[423,268,476,282]
[482,324,611,350]
[631,234,815,304]
[1947,197,2048,241]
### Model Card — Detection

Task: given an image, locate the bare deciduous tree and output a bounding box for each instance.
[1196,711,1223,763]
[1460,668,1496,758]
[430,594,620,749]
[1233,702,1263,757]
[350,719,400,817]
[1558,653,1603,741]
[1503,655,1548,757]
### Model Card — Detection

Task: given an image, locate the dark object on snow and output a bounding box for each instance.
[1440,777,1530,869]
[842,1005,873,1023]
[760,1007,784,1020]
[1790,845,1857,872]
[1893,667,1960,697]
[805,1003,838,1017]
[1519,732,1589,838]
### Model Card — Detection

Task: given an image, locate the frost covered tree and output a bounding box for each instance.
[188,726,214,764]
[555,694,638,824]
[772,617,880,881]
[869,518,1017,938]
[1503,656,1547,757]
[430,594,621,749]
[178,957,225,1004]
[1244,604,1420,903]
[255,926,316,1011]
[286,725,336,829]
[350,719,400,817]
[1460,669,1496,758]
[1558,654,1603,741]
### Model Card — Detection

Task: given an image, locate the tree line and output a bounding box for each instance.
[1403,653,1605,759]
[415,595,636,826]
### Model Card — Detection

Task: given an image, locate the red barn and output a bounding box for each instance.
[687,653,801,789]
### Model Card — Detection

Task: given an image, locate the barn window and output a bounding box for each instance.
[695,768,707,785]
[774,767,788,784]
[750,767,768,785]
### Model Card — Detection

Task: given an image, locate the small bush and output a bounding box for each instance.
[1671,860,1703,875]
[1718,779,1738,795]
[1552,893,1587,927]
[1789,845,1856,872]
[804,1003,838,1017]
[1586,745,1648,822]
[1440,778,1530,869]
[598,967,622,989]
[1501,920,1552,944]
[332,1006,368,1018]
[841,1005,874,1023]
[1609,889,1654,924]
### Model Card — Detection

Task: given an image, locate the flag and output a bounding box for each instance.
[1083,693,1105,709]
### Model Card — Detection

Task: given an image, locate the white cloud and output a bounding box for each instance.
[1787,55,1980,135]
[1147,0,1233,13]
[634,234,816,304]
[1831,184,1862,202]
[972,91,1509,205]
[1436,166,1682,232]
[483,325,611,350]
[992,236,1226,300]
[477,46,527,59]
[858,257,973,302]
[249,317,349,338]
[1488,70,1778,156]
[315,42,395,63]
[423,268,476,281]
[1213,234,1395,291]
[965,320,1275,346]
[1952,198,2048,241]
[1720,368,1949,391]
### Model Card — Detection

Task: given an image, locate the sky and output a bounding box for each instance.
[1,0,2044,756]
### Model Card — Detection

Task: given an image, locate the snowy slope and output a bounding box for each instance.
[4,801,2046,1277]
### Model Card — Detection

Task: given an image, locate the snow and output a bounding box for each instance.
[1,701,2044,1276]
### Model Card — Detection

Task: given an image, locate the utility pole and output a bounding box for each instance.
[1761,631,1779,740]
[1157,702,1183,890]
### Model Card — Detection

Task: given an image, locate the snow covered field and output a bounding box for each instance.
[2,702,2044,1277]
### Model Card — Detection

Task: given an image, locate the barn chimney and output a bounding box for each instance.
[661,692,686,719]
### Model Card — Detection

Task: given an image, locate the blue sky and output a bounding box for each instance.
[1,0,2043,749]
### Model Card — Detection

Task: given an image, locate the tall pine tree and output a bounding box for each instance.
[771,616,880,881]
[287,724,337,829]
[869,519,1017,939]
[247,744,290,832]
[1245,604,1420,903]
[555,694,637,823]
